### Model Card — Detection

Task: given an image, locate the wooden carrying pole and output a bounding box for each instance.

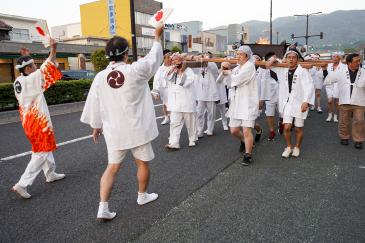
[184,58,331,69]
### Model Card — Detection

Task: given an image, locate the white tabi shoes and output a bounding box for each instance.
[46,173,66,183]
[137,192,158,206]
[160,116,170,125]
[97,202,116,221]
[12,184,31,199]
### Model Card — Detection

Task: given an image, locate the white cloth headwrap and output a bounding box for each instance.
[15,59,34,70]
[332,51,344,57]
[284,50,299,58]
[106,46,129,58]
[237,45,256,63]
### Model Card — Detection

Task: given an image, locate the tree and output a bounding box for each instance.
[171,46,182,53]
[91,49,109,73]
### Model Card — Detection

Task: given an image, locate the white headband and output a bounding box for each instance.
[106,46,129,58]
[15,59,34,70]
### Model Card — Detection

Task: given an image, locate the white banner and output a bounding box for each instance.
[108,0,116,36]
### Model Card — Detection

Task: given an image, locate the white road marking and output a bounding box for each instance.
[0,104,223,162]
[359,166,365,169]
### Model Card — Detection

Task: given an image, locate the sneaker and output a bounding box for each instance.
[223,125,229,131]
[340,139,349,146]
[268,131,276,141]
[12,184,31,199]
[355,142,363,149]
[160,116,170,125]
[164,144,180,151]
[282,147,292,158]
[189,141,196,147]
[317,107,323,113]
[137,192,158,206]
[278,120,284,135]
[46,173,66,183]
[255,128,263,143]
[239,141,245,153]
[197,133,204,138]
[333,114,338,123]
[292,147,300,157]
[241,153,253,166]
[326,113,332,122]
[97,202,116,221]
[207,132,214,136]
[310,106,315,111]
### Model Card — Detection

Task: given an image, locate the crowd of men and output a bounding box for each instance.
[10,25,365,221]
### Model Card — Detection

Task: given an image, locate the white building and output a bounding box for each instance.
[51,22,82,40]
[0,13,49,43]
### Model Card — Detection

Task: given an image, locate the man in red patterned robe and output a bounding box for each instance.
[12,38,65,199]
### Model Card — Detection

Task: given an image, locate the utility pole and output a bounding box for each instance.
[130,0,137,61]
[276,31,279,44]
[270,0,272,45]
[292,12,322,46]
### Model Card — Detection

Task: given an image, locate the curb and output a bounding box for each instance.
[0,101,85,125]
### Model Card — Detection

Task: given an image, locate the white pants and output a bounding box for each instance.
[197,101,216,134]
[217,103,228,128]
[17,152,56,188]
[169,112,197,146]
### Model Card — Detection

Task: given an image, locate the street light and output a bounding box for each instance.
[293,12,322,46]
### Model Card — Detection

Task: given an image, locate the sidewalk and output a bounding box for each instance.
[0,101,85,125]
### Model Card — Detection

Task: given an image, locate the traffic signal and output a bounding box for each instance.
[291,34,295,40]
[320,32,324,39]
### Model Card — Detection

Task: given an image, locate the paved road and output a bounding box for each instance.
[0,102,364,242]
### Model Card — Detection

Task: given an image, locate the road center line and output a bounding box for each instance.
[0,110,223,162]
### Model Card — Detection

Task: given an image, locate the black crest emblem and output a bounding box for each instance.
[14,81,22,94]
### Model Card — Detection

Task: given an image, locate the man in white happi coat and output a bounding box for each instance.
[263,52,280,141]
[164,54,197,150]
[321,52,345,122]
[324,53,365,149]
[266,48,314,158]
[222,45,259,166]
[11,38,65,199]
[81,26,164,220]
[152,49,172,125]
[307,53,324,113]
[195,53,220,137]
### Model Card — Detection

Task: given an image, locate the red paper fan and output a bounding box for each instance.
[36,26,46,36]
[155,10,164,21]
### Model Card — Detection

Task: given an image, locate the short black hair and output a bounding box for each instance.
[105,36,129,62]
[265,51,276,61]
[346,53,359,64]
[163,49,171,56]
[17,55,33,76]
[253,53,263,60]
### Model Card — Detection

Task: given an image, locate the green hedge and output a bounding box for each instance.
[0,79,93,112]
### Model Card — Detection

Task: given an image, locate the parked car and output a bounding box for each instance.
[61,70,95,80]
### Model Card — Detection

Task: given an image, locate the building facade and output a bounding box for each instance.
[80,0,162,55]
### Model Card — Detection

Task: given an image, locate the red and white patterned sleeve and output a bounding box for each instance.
[40,59,63,91]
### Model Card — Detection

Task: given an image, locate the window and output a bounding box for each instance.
[9,28,30,42]
[135,12,153,26]
[136,37,154,49]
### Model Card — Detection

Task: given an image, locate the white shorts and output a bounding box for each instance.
[283,115,304,128]
[229,118,255,128]
[265,101,278,117]
[325,83,339,99]
[108,142,154,164]
[314,79,323,90]
[160,88,168,105]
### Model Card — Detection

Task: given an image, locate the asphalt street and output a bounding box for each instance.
[0,100,364,242]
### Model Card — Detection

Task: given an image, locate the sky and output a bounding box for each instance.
[1,0,364,29]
